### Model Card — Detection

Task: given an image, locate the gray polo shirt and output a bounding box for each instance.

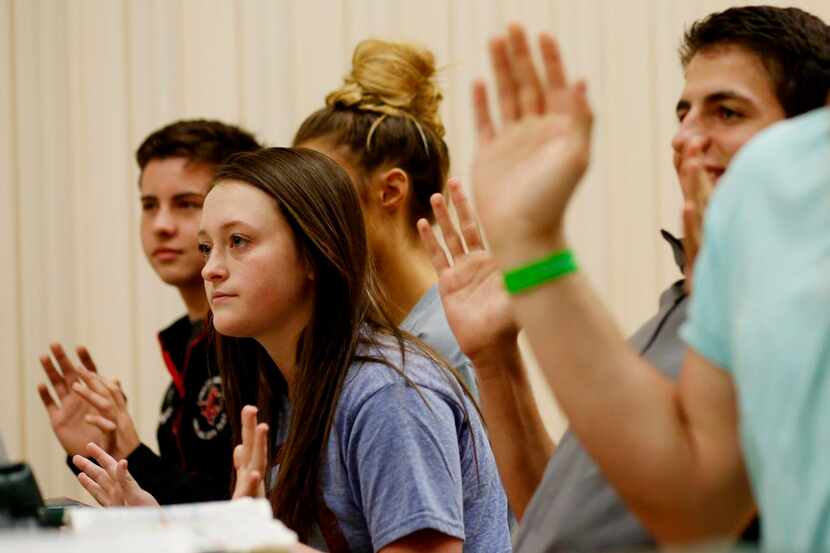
[513,232,687,552]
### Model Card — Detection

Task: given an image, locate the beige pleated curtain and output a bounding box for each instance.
[2,0,827,500]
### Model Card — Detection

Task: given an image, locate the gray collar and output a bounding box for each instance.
[660,229,686,274]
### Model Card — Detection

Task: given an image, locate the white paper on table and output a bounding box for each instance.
[63,497,297,553]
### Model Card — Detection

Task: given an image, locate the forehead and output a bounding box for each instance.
[681,44,781,107]
[139,157,214,196]
[201,180,280,231]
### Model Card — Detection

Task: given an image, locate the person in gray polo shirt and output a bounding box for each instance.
[418,5,830,550]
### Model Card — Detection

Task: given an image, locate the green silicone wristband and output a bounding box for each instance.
[503,249,578,294]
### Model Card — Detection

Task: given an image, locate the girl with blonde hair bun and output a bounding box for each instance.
[293,39,479,396]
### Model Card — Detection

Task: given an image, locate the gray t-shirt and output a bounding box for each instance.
[401,285,479,400]
[274,339,511,553]
[513,237,688,552]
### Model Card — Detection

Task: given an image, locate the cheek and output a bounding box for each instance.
[214,251,311,337]
[139,216,154,254]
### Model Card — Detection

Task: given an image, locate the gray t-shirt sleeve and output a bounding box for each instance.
[345,382,466,552]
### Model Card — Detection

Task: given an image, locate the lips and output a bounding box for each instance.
[211,291,237,304]
[153,247,183,261]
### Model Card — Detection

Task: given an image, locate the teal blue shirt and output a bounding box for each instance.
[681,107,830,551]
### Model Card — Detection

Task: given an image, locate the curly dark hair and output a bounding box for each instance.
[136,119,261,171]
[680,6,830,117]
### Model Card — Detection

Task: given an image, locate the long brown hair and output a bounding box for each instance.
[293,39,450,229]
[210,147,470,541]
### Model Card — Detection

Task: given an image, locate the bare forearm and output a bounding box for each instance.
[505,242,745,540]
[474,341,554,518]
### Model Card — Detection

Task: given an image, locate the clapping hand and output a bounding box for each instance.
[72,442,158,507]
[37,343,113,457]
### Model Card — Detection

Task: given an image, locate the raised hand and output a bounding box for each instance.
[678,136,714,294]
[472,24,593,261]
[417,179,519,372]
[37,343,113,457]
[232,405,269,500]
[71,359,141,460]
[73,442,158,507]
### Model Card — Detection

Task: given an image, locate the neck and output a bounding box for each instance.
[256,303,313,396]
[375,235,437,326]
[178,282,210,322]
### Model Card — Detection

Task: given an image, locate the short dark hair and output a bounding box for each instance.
[136,119,261,171]
[680,6,830,117]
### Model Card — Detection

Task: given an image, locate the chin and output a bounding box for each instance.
[154,265,204,288]
[211,312,255,338]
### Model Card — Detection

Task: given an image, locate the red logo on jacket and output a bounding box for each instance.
[195,376,227,440]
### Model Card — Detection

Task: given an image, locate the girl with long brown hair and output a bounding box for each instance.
[74,147,510,553]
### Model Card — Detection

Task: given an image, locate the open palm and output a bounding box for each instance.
[472,25,593,258]
[418,180,518,368]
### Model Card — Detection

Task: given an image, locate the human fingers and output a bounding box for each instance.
[431,193,466,259]
[85,413,117,432]
[489,36,521,124]
[240,405,258,466]
[417,218,451,274]
[50,343,80,386]
[39,355,68,399]
[447,178,485,252]
[251,422,269,474]
[507,23,545,116]
[75,346,99,374]
[539,33,567,90]
[472,80,496,145]
[77,472,111,506]
[37,383,59,416]
[85,442,119,474]
[72,381,112,412]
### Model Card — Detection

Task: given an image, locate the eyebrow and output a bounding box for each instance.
[675,90,751,114]
[140,191,205,202]
[197,220,251,239]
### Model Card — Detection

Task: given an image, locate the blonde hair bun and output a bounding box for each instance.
[326,39,445,138]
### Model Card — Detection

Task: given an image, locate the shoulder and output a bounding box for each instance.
[336,338,469,424]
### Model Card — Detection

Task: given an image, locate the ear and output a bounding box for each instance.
[373,168,410,213]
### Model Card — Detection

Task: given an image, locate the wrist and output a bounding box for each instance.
[470,337,526,384]
[490,229,569,270]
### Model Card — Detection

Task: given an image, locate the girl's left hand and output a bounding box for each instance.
[232,405,269,499]
[72,442,159,507]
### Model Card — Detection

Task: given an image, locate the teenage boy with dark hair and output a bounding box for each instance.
[37,119,261,504]
[418,5,830,551]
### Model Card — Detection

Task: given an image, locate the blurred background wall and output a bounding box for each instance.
[2,0,828,500]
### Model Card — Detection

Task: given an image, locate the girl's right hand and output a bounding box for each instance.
[232,405,269,499]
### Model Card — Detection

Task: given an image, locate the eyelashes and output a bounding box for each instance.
[197,234,249,259]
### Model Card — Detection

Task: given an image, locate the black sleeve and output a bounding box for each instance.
[125,443,231,505]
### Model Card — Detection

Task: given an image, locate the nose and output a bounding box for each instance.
[672,113,711,169]
[152,206,177,236]
[201,250,228,283]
